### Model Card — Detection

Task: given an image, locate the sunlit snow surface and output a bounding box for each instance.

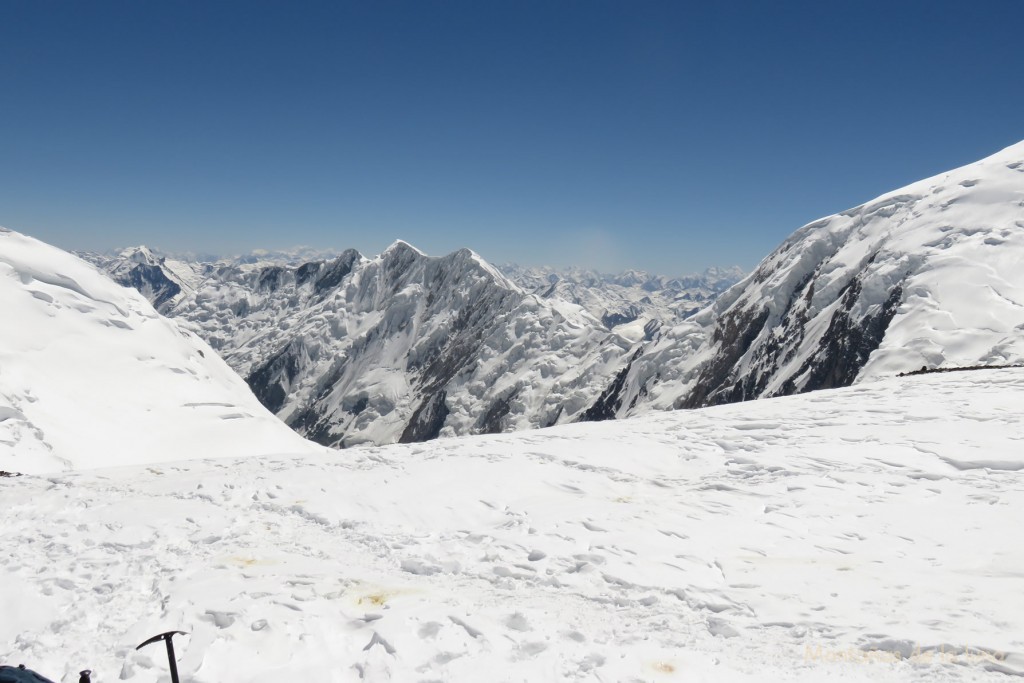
[0,228,317,473]
[3,369,1022,681]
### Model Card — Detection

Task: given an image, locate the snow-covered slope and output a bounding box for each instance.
[0,228,318,473]
[500,264,744,341]
[3,368,1021,681]
[595,140,1024,416]
[118,242,630,447]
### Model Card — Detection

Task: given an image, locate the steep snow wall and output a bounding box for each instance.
[598,139,1024,416]
[0,228,318,473]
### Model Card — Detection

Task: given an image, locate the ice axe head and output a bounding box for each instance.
[136,631,188,683]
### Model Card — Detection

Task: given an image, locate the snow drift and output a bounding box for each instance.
[2,368,1022,681]
[0,228,318,473]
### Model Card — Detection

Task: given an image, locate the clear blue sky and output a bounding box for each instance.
[2,1,1022,274]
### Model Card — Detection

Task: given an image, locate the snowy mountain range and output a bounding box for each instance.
[586,139,1024,418]
[81,245,201,313]
[0,229,319,474]
[82,246,741,449]
[498,263,744,340]
[83,243,635,447]
[63,139,1024,450]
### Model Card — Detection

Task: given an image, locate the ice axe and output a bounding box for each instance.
[136,631,188,683]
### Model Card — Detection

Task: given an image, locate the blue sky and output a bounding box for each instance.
[2,1,1022,274]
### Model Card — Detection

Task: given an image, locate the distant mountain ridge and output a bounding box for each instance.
[79,245,204,314]
[81,140,1024,446]
[499,263,744,340]
[85,242,633,447]
[84,245,745,335]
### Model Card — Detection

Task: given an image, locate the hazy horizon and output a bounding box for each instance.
[74,239,748,279]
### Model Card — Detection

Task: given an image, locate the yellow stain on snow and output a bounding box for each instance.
[647,660,678,676]
[359,592,389,607]
[227,556,276,567]
[347,583,422,608]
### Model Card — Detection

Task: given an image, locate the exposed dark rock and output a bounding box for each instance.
[602,304,642,328]
[348,396,369,415]
[314,249,361,295]
[296,261,324,286]
[579,348,642,422]
[247,340,304,413]
[257,266,284,293]
[408,286,520,395]
[678,305,771,409]
[292,409,340,448]
[671,254,906,410]
[897,363,1023,377]
[542,405,564,428]
[790,282,904,393]
[118,263,181,311]
[478,389,519,434]
[400,391,450,443]
[231,298,250,317]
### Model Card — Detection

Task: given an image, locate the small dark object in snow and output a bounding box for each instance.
[897,363,1023,377]
[0,665,57,683]
[79,671,92,683]
[0,471,22,478]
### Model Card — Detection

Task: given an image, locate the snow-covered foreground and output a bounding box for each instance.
[3,369,1022,682]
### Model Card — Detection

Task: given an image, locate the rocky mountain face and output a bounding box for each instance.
[590,140,1024,418]
[80,246,202,314]
[499,264,744,341]
[87,242,631,447]
[83,141,1024,445]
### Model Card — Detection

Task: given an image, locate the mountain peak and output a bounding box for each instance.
[117,245,160,265]
[381,239,426,258]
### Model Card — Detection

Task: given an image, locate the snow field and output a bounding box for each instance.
[0,229,319,473]
[2,368,1022,681]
